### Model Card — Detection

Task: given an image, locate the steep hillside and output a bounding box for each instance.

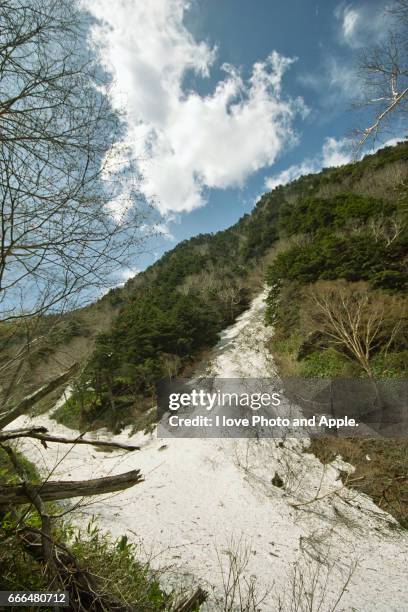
[48,141,408,432]
[265,189,407,377]
[2,143,405,426]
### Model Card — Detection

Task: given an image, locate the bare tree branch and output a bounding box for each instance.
[306,281,406,376]
[0,426,141,450]
[0,362,79,428]
[0,0,153,320]
[354,2,408,150]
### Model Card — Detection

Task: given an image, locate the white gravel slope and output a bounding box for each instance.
[10,292,408,611]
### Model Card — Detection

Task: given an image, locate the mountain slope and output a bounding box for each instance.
[47,141,408,432]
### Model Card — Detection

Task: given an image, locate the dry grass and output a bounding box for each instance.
[214,536,270,611]
[308,438,408,528]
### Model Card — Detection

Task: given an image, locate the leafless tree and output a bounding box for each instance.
[0,0,151,324]
[306,281,405,377]
[0,3,179,607]
[0,0,158,408]
[367,212,405,245]
[355,0,408,149]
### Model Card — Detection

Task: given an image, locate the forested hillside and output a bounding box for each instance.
[52,142,408,432]
[266,185,407,378]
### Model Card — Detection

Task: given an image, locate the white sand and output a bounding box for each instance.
[10,292,408,610]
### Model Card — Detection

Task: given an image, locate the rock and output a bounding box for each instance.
[271,473,284,488]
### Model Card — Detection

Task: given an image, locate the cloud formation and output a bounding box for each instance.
[339,5,360,44]
[298,54,359,109]
[335,2,390,49]
[84,0,305,215]
[300,2,389,108]
[264,137,352,190]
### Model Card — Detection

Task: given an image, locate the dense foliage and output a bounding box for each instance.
[265,153,408,377]
[267,231,406,290]
[278,193,393,235]
[56,236,255,429]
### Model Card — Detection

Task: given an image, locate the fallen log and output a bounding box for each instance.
[2,447,206,610]
[0,469,144,505]
[0,427,140,451]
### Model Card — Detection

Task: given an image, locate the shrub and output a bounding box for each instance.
[298,348,357,378]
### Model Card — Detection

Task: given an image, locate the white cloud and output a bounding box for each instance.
[327,58,357,98]
[335,2,390,49]
[322,136,352,167]
[265,161,318,191]
[341,6,360,43]
[298,56,359,107]
[84,0,305,215]
[300,3,390,108]
[155,222,176,241]
[120,267,140,282]
[265,136,352,190]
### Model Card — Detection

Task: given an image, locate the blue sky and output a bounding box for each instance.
[83,0,397,280]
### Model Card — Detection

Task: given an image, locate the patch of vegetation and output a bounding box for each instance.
[0,513,173,610]
[308,438,408,528]
[0,446,39,484]
[0,448,187,610]
[298,349,357,379]
[267,232,406,291]
[370,351,408,378]
[278,193,395,237]
[51,392,84,430]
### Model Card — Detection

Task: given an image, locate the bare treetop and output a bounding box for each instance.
[355,0,408,149]
[0,0,151,320]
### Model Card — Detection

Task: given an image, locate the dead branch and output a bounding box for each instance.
[0,426,140,451]
[0,363,79,429]
[357,85,408,150]
[0,468,144,506]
